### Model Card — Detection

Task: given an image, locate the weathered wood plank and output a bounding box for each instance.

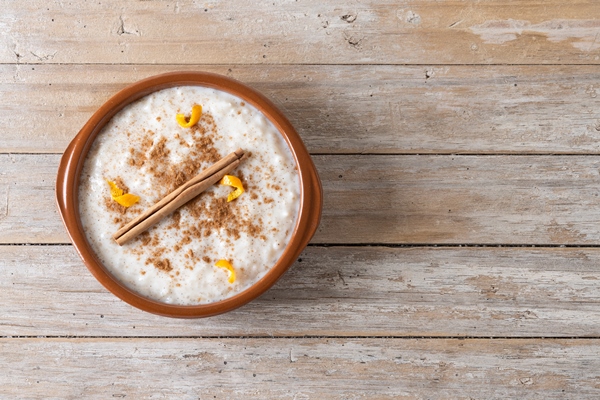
[0,155,62,243]
[2,245,600,337]
[1,338,599,398]
[317,154,600,244]
[2,64,600,154]
[5,1,599,397]
[4,154,600,245]
[2,1,600,65]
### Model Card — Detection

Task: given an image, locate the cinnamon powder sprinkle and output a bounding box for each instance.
[168,211,182,230]
[137,232,150,245]
[128,135,154,168]
[103,109,280,280]
[113,177,130,193]
[149,136,170,160]
[105,197,127,215]
[147,257,173,273]
[103,176,131,216]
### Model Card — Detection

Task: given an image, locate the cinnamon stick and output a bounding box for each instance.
[113,148,247,246]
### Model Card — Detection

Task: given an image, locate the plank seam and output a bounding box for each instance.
[5,151,600,157]
[5,153,600,156]
[0,243,73,246]
[1,63,600,67]
[3,243,600,248]
[1,335,599,339]
[309,153,600,156]
[308,243,600,248]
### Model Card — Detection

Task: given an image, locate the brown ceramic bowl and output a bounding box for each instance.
[56,71,322,318]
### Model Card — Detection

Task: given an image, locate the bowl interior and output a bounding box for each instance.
[56,71,322,318]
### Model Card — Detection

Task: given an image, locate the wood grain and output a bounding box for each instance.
[0,154,63,243]
[2,245,600,337]
[317,154,600,245]
[2,64,600,154]
[2,1,600,65]
[1,338,599,398]
[5,154,600,245]
[4,0,600,397]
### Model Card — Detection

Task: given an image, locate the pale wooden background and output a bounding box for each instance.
[2,0,600,398]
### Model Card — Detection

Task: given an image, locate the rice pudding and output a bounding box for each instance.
[78,86,301,305]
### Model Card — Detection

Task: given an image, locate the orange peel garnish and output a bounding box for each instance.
[220,175,244,202]
[106,180,140,208]
[215,259,236,283]
[176,104,202,128]
[107,180,123,198]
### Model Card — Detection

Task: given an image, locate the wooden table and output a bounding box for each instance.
[2,1,600,397]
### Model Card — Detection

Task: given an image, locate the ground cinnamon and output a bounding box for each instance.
[113,149,247,245]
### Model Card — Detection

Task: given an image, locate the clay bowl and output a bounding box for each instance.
[56,71,322,318]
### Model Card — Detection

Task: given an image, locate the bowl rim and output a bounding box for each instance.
[56,71,322,318]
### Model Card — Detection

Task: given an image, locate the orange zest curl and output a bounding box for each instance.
[176,104,202,128]
[219,175,244,202]
[106,180,140,208]
[215,259,236,284]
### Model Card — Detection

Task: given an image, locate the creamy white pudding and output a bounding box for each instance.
[78,86,300,305]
